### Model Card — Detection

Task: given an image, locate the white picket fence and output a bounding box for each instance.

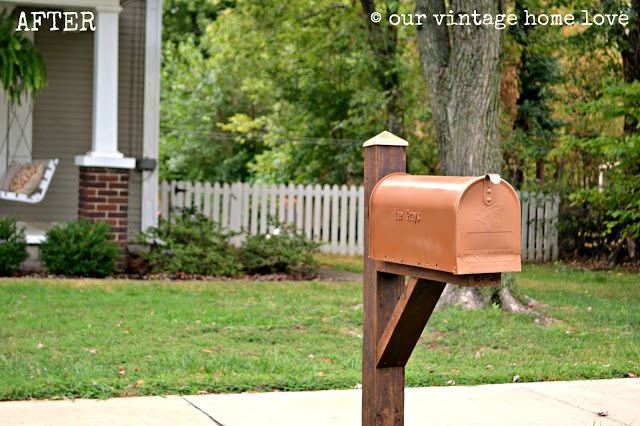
[159,181,365,256]
[518,192,560,262]
[159,181,559,261]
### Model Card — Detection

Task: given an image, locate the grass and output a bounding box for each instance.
[0,264,638,400]
[314,253,363,273]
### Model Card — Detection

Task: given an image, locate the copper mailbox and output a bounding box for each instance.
[369,174,521,275]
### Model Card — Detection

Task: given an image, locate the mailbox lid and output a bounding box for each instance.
[369,174,521,275]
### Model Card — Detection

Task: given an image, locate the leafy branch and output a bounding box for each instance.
[0,11,47,105]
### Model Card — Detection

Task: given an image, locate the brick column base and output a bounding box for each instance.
[78,167,129,250]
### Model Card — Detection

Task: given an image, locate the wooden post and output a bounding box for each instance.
[362,132,504,425]
[363,131,408,425]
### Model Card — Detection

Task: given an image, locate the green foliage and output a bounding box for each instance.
[40,220,119,277]
[240,222,321,278]
[135,209,320,277]
[564,81,640,245]
[537,0,639,262]
[203,0,371,184]
[134,207,242,276]
[156,0,639,262]
[162,0,234,43]
[0,11,47,105]
[159,0,435,185]
[160,39,266,182]
[551,79,640,261]
[0,215,28,276]
[501,0,564,189]
[557,201,617,259]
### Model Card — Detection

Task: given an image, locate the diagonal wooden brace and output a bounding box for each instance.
[376,277,446,368]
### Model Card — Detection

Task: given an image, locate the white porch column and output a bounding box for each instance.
[90,6,120,158]
[141,0,162,230]
[75,4,135,169]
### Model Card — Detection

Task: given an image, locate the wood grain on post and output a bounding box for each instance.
[363,131,408,426]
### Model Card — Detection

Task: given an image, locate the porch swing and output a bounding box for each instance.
[0,103,59,204]
[0,11,55,204]
[0,160,59,204]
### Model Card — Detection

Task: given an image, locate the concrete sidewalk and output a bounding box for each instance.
[1,378,638,425]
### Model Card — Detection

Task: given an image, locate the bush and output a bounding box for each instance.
[134,208,242,276]
[557,200,615,261]
[40,220,119,277]
[558,197,635,265]
[135,210,321,278]
[0,215,28,276]
[239,222,321,278]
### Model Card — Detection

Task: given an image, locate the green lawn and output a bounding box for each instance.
[0,264,638,401]
[315,253,364,273]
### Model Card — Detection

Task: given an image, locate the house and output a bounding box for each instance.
[0,0,161,253]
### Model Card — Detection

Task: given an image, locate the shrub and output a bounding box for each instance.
[40,220,119,277]
[557,201,615,261]
[239,222,321,278]
[135,210,321,278]
[134,207,242,277]
[0,215,28,276]
[558,199,637,266]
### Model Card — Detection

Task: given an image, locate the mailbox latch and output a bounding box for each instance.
[483,174,501,206]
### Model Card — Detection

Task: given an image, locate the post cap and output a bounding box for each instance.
[362,131,409,148]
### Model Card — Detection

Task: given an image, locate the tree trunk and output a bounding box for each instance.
[415,0,526,310]
[622,0,640,111]
[415,0,503,175]
[536,160,545,183]
[621,0,639,260]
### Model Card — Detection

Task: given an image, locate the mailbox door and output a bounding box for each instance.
[455,176,522,274]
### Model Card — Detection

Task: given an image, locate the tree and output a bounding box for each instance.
[158,0,440,185]
[620,0,639,260]
[162,0,235,43]
[623,1,640,94]
[549,0,639,264]
[504,0,562,189]
[204,0,369,184]
[360,0,406,137]
[414,0,503,176]
[159,39,265,183]
[196,0,432,185]
[414,0,526,310]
